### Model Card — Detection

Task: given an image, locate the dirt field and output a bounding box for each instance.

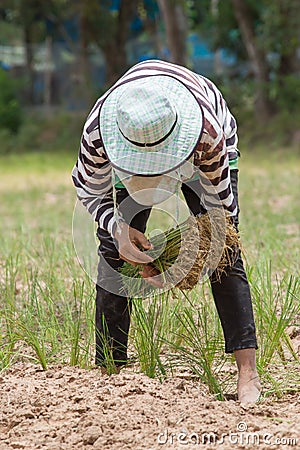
[0,363,299,450]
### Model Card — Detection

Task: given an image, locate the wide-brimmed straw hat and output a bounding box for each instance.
[99,75,204,176]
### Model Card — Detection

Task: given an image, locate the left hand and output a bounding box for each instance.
[114,222,154,266]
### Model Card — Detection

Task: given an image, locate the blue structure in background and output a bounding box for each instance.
[0,60,10,70]
[130,33,236,76]
[188,33,236,75]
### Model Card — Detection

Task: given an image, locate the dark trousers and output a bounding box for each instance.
[95,170,258,366]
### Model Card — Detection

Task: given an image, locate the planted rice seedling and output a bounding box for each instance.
[165,290,229,400]
[130,292,184,379]
[248,262,300,377]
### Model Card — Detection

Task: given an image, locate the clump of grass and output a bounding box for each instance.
[95,316,123,375]
[162,288,233,401]
[0,243,96,372]
[246,262,300,398]
[120,210,240,296]
[130,293,183,379]
[249,262,300,368]
[169,310,227,400]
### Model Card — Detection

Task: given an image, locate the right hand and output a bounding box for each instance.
[139,264,164,288]
[114,222,154,266]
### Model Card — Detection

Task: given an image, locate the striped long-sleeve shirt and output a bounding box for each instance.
[72,60,239,237]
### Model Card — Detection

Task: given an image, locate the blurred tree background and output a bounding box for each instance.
[0,0,299,151]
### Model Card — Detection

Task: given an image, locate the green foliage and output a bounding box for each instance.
[269,75,300,113]
[0,69,22,133]
[189,0,300,117]
[0,110,85,156]
[0,20,22,44]
[259,0,300,61]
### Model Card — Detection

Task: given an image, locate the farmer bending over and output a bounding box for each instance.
[72,59,261,404]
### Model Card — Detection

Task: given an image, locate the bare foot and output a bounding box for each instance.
[238,370,261,404]
[234,348,261,404]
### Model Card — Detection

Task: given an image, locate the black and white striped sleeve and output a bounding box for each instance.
[204,76,239,161]
[198,129,238,216]
[194,113,238,217]
[217,93,239,162]
[72,109,118,237]
[197,75,239,162]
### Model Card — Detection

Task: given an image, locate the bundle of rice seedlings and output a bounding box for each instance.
[120,209,240,296]
[173,210,240,290]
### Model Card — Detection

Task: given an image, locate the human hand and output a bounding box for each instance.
[139,264,164,288]
[114,222,154,266]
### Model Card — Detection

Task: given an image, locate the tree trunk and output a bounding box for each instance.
[78,6,93,108]
[231,0,273,119]
[211,0,223,76]
[23,24,35,104]
[103,0,139,87]
[102,42,126,88]
[157,0,187,66]
[43,36,52,108]
[276,0,300,76]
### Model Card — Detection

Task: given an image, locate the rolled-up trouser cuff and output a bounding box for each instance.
[225,340,258,354]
